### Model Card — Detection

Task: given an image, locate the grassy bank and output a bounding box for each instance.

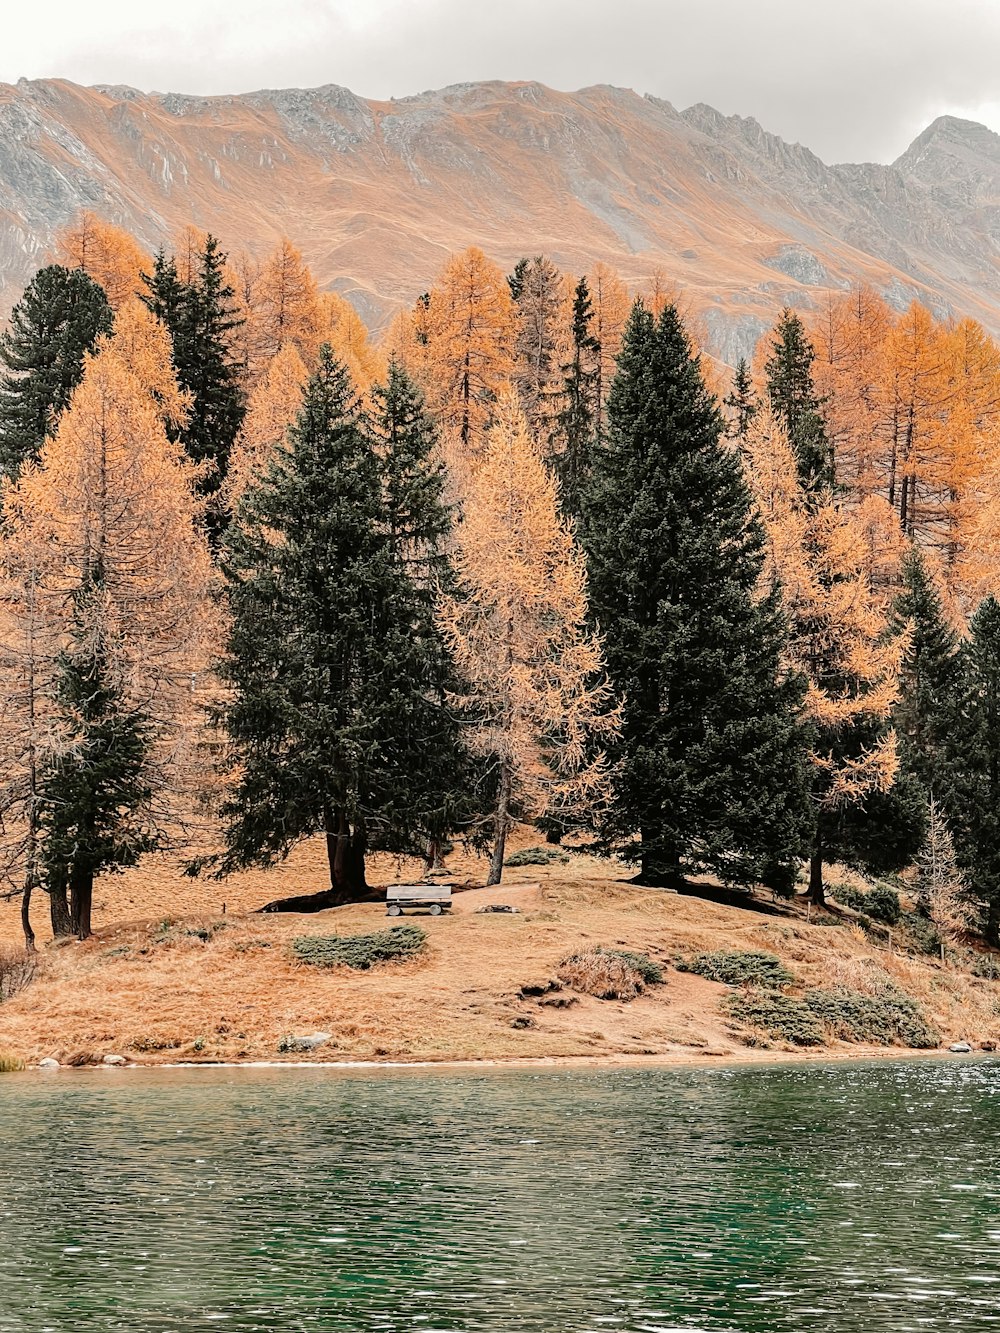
[1,833,998,1067]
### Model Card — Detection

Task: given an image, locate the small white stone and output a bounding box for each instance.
[949,1042,973,1054]
[102,1054,127,1066]
[37,1057,59,1069]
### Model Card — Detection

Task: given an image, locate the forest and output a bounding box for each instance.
[1,213,998,958]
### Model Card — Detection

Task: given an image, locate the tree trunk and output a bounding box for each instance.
[20,875,35,953]
[487,760,513,887]
[808,847,825,907]
[47,876,73,938]
[636,827,684,889]
[544,826,563,846]
[260,817,371,914]
[425,838,446,872]
[986,899,1000,950]
[70,863,94,940]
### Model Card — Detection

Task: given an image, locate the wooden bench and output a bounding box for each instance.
[386,884,453,916]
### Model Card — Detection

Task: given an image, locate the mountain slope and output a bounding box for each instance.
[2,77,1000,360]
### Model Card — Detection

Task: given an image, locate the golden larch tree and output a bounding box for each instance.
[423,247,516,454]
[57,210,149,311]
[252,238,323,366]
[741,403,908,901]
[225,343,308,509]
[0,339,218,936]
[438,392,620,883]
[588,260,630,436]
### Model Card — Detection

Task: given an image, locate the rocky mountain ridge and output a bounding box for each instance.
[1,77,998,360]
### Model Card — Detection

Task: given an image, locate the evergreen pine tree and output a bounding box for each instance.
[38,568,155,939]
[554,276,600,516]
[765,309,834,493]
[892,548,960,794]
[507,257,529,302]
[144,236,245,534]
[0,265,112,484]
[939,597,1000,944]
[218,348,464,904]
[581,301,811,889]
[724,357,758,441]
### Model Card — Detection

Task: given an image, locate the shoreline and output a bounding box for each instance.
[21,1045,994,1074]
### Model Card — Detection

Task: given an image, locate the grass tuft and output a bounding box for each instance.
[0,1053,25,1073]
[557,947,662,1001]
[0,945,37,1003]
[292,925,427,971]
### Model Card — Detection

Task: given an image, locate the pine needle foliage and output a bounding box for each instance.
[581,301,811,888]
[218,349,465,900]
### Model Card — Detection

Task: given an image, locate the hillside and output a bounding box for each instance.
[1,834,998,1067]
[2,79,1000,359]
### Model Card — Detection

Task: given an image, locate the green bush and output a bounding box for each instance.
[292,925,427,970]
[973,954,1000,981]
[678,950,795,988]
[804,986,939,1049]
[726,990,824,1046]
[505,845,570,867]
[829,883,901,925]
[900,910,942,956]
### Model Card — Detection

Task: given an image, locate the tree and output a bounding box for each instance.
[57,211,149,311]
[764,309,834,494]
[724,357,757,441]
[39,568,156,938]
[582,303,810,889]
[553,275,600,516]
[916,798,970,959]
[225,344,308,510]
[588,261,630,439]
[939,597,1000,944]
[0,265,112,485]
[892,548,960,796]
[144,235,246,532]
[439,393,619,884]
[1,338,216,937]
[423,247,516,453]
[217,348,463,903]
[741,403,916,901]
[250,238,322,366]
[512,255,567,443]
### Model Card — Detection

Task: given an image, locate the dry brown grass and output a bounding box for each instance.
[558,951,646,1001]
[1,831,998,1065]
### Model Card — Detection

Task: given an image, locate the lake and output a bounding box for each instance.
[1,1059,999,1331]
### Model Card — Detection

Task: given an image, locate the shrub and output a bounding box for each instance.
[726,990,824,1046]
[292,925,427,970]
[0,1053,25,1073]
[0,945,37,1003]
[678,950,795,988]
[558,948,659,1001]
[804,986,939,1049]
[505,845,570,867]
[973,954,1000,981]
[829,883,901,925]
[900,910,942,956]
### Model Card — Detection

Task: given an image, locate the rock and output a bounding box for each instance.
[476,904,519,914]
[538,995,578,1009]
[511,1016,536,1029]
[949,1042,973,1053]
[278,1032,331,1053]
[101,1054,127,1066]
[980,1040,997,1052]
[37,1058,59,1069]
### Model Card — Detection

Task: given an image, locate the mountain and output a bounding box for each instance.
[2,77,1000,361]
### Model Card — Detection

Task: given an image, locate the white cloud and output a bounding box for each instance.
[3,0,1000,162]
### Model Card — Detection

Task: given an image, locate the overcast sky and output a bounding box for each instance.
[3,0,999,163]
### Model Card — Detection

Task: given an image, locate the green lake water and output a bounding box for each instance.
[1,1059,999,1331]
